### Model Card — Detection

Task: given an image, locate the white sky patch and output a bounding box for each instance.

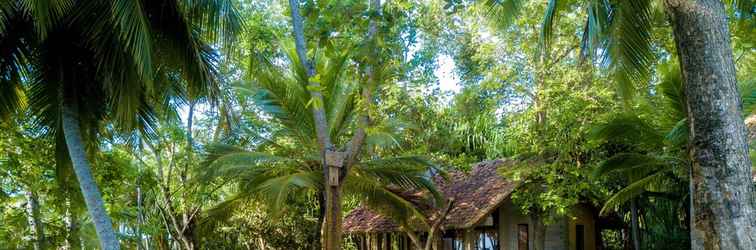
[177,102,212,125]
[435,54,461,93]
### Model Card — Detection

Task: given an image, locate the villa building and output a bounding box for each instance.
[343,159,599,250]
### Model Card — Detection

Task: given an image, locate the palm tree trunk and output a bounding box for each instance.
[665,0,756,249]
[61,103,120,250]
[322,185,343,250]
[287,0,383,248]
[181,101,198,250]
[287,1,340,249]
[630,199,640,250]
[287,0,331,149]
[25,189,45,250]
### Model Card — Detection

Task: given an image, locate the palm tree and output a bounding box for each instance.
[593,60,756,249]
[487,0,755,248]
[199,44,442,247]
[592,61,690,214]
[591,65,690,249]
[0,1,241,248]
[285,0,384,248]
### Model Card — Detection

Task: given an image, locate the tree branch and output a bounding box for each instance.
[425,198,455,250]
[344,0,384,173]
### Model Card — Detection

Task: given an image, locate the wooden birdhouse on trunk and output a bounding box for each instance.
[325,150,346,186]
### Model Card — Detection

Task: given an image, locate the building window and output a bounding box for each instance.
[518,224,529,250]
[475,212,499,250]
[442,231,463,250]
[576,224,585,250]
[475,228,498,250]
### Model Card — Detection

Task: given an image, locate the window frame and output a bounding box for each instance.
[517,223,529,250]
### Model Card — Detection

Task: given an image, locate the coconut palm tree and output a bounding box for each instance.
[285,0,384,248]
[593,60,756,249]
[590,63,690,249]
[0,1,241,248]
[199,44,443,246]
[592,61,690,213]
[487,0,755,248]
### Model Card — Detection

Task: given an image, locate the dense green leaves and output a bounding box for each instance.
[0,0,753,248]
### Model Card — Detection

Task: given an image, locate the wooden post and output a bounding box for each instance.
[325,150,346,186]
[464,229,475,250]
[383,233,390,250]
[364,234,369,250]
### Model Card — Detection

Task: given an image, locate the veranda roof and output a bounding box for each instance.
[343,159,520,233]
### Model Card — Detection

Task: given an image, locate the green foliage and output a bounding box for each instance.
[588,58,692,248]
[0,0,753,248]
[199,196,321,249]
[200,25,443,241]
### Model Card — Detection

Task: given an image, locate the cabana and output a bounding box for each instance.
[343,160,598,250]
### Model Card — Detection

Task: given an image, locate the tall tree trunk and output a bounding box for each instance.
[630,199,640,250]
[61,103,120,249]
[323,185,343,250]
[665,1,756,249]
[182,101,198,250]
[25,189,45,250]
[287,0,340,249]
[288,0,382,248]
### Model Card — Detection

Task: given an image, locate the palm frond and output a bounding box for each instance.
[580,0,610,59]
[344,174,428,226]
[353,156,443,203]
[539,0,566,55]
[664,118,688,148]
[599,170,669,215]
[657,61,686,120]
[0,75,26,119]
[0,15,32,119]
[320,51,357,140]
[590,114,664,148]
[201,192,250,221]
[143,0,220,100]
[606,0,654,103]
[245,54,315,141]
[18,0,74,39]
[366,130,401,150]
[0,1,14,34]
[483,0,525,29]
[255,170,321,216]
[66,1,162,133]
[151,69,188,121]
[111,0,153,81]
[200,143,298,180]
[246,43,359,144]
[593,153,674,180]
[181,0,243,50]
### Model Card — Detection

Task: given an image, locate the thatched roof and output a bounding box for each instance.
[343,159,519,233]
